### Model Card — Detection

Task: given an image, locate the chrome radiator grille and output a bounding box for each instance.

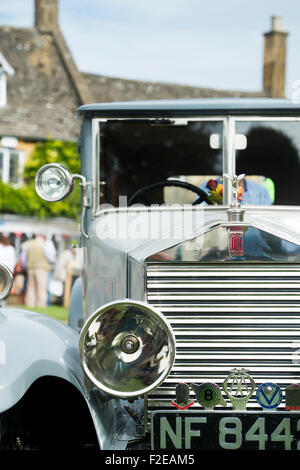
[145,263,300,417]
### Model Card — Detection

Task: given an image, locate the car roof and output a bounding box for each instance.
[77,98,300,118]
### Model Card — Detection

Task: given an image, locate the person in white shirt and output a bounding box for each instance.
[0,233,17,272]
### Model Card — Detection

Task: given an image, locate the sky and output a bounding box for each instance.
[0,0,300,98]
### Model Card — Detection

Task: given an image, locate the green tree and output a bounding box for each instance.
[0,139,81,219]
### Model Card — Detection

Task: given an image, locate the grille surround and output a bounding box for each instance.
[145,262,300,422]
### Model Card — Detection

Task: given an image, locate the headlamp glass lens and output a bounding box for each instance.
[80,301,175,398]
[39,167,69,201]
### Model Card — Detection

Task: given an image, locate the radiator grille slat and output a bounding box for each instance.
[146,263,300,421]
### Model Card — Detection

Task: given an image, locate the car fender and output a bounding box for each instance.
[0,307,133,450]
[0,306,84,413]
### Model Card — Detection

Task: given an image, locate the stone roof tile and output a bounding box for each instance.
[0,26,265,141]
[84,73,265,103]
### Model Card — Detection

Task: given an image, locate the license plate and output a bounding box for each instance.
[151,410,300,450]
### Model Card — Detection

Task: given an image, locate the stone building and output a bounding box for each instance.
[0,0,288,187]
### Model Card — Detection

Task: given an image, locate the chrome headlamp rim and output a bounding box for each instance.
[79,299,176,398]
[35,163,74,202]
[0,263,13,301]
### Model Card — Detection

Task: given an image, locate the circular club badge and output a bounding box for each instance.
[256,382,282,409]
[197,383,221,409]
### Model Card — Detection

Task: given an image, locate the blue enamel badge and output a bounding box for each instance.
[256,382,282,409]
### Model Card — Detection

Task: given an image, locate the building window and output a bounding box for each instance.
[0,52,14,107]
[0,69,7,107]
[0,148,25,186]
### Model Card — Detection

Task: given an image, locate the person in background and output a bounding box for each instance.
[201,176,272,205]
[51,246,82,307]
[10,260,26,305]
[21,234,56,308]
[235,176,272,205]
[0,233,17,272]
[52,247,76,285]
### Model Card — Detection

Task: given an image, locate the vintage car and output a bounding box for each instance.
[1,98,300,450]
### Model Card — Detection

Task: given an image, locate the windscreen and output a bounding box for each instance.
[99,120,223,206]
[236,120,300,205]
[99,118,300,208]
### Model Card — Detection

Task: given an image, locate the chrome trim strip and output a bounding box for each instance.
[222,116,235,205]
[91,117,101,215]
[166,318,300,324]
[148,295,300,300]
[158,307,300,312]
[234,117,300,122]
[148,282,300,287]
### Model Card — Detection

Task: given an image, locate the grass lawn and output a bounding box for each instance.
[15,304,69,322]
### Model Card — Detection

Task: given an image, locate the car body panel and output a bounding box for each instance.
[78,98,300,118]
[84,205,300,316]
[0,307,83,413]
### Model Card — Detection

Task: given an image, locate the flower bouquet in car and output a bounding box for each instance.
[206,179,244,204]
[206,179,223,204]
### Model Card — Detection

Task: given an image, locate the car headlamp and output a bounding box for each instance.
[79,300,176,398]
[0,264,13,301]
[35,163,74,202]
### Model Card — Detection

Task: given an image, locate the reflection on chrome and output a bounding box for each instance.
[0,264,13,301]
[79,300,175,398]
[146,225,300,263]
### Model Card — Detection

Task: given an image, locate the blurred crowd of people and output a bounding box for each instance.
[0,232,82,308]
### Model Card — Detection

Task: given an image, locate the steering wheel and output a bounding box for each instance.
[128,180,210,206]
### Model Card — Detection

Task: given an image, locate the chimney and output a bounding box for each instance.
[263,16,288,98]
[35,0,58,32]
